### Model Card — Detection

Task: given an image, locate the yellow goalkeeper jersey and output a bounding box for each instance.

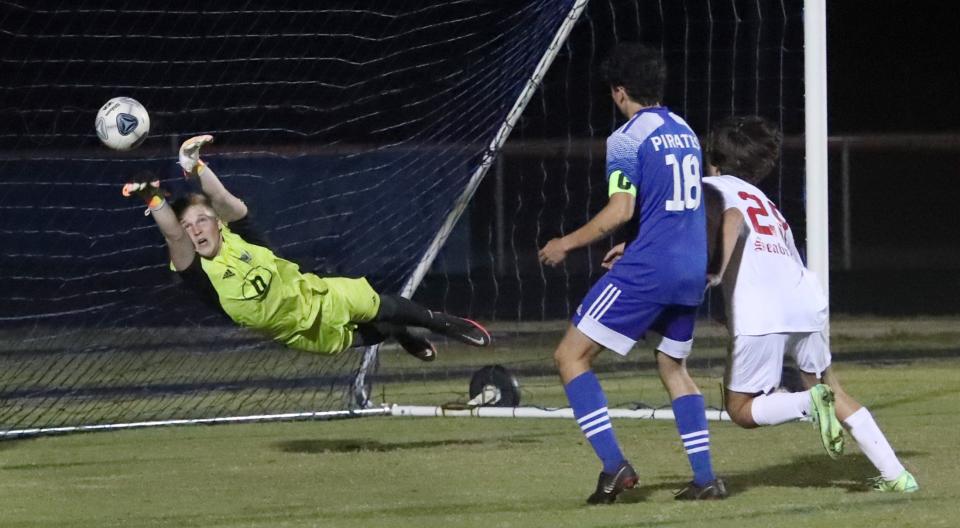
[199,224,323,344]
[176,217,381,354]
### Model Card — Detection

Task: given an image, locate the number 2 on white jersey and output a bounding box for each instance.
[737,191,790,236]
[664,153,701,211]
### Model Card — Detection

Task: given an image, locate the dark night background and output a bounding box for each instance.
[1,0,958,325]
[0,0,957,432]
[823,1,959,314]
[828,1,960,134]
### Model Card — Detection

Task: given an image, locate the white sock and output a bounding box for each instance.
[843,407,905,480]
[750,391,812,426]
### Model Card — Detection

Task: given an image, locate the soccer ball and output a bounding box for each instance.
[95,97,150,150]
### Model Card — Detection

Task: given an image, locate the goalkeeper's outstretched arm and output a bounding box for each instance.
[152,201,196,271]
[179,135,248,223]
[122,180,195,270]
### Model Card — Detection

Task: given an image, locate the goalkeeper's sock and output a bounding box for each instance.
[353,322,436,361]
[353,322,396,347]
[377,294,489,346]
[564,371,625,473]
[376,294,436,328]
[750,391,812,426]
[843,407,905,481]
[672,394,716,487]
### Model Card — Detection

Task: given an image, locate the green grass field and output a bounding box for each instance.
[1,352,957,527]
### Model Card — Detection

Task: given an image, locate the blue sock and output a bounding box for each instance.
[564,371,625,473]
[672,394,716,486]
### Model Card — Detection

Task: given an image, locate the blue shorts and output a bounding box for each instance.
[572,275,698,358]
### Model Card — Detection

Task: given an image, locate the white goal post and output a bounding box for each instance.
[804,0,830,304]
[391,404,731,421]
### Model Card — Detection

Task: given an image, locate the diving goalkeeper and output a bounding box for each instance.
[124,135,491,360]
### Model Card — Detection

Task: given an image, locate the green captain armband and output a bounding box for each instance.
[608,170,637,197]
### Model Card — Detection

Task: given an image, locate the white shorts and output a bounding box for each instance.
[726,331,832,395]
[655,336,694,360]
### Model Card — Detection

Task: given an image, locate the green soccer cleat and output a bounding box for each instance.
[871,471,919,493]
[809,384,844,459]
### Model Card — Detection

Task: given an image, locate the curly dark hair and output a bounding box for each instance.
[704,116,782,184]
[600,42,665,106]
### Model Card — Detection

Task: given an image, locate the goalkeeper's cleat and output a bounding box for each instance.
[457,318,491,347]
[429,312,491,347]
[674,478,728,500]
[809,384,844,459]
[871,471,919,493]
[586,461,639,505]
[395,333,437,362]
[178,134,214,176]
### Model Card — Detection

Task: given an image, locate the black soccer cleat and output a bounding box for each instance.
[586,461,639,505]
[395,333,437,362]
[429,312,491,347]
[673,478,728,500]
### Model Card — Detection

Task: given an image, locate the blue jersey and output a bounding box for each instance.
[605,107,706,305]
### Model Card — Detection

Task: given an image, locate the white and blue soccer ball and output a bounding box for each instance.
[95,97,150,151]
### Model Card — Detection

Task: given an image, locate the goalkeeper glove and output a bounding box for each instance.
[178,134,214,177]
[122,172,167,216]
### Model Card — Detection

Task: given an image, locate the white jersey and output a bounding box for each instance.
[703,175,827,336]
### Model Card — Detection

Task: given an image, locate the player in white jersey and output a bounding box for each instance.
[702,116,917,492]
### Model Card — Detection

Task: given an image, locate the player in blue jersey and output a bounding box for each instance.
[538,43,724,503]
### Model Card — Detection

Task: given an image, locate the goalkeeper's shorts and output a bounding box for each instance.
[284,276,381,355]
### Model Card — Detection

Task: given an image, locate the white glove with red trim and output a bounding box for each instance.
[178,134,214,177]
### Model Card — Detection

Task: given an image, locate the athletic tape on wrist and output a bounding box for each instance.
[144,196,166,216]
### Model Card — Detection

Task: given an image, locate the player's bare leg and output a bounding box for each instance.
[724,390,762,428]
[554,326,638,504]
[554,325,603,384]
[655,352,699,400]
[800,368,917,491]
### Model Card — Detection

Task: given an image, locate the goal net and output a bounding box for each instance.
[380,0,809,416]
[0,0,586,436]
